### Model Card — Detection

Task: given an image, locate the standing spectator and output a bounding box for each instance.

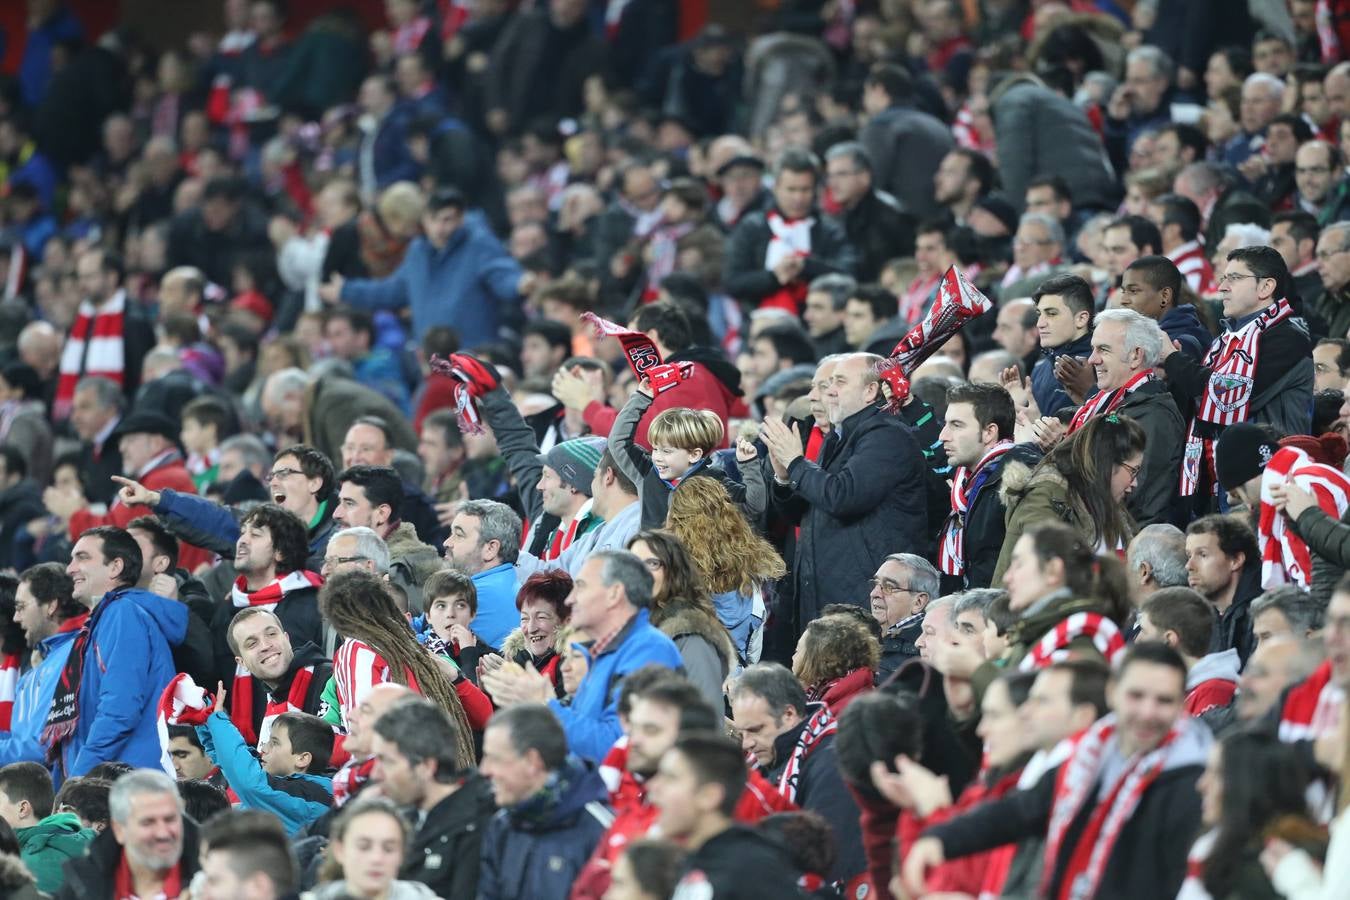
[443,499,524,648]
[478,705,611,900]
[54,527,187,778]
[1026,274,1095,417]
[322,307,410,412]
[56,771,200,900]
[370,698,496,900]
[354,75,419,198]
[259,368,416,465]
[322,188,529,348]
[859,64,953,220]
[761,352,929,626]
[339,420,443,547]
[872,554,938,681]
[484,0,606,136]
[724,148,857,314]
[165,177,272,288]
[331,465,441,611]
[933,148,995,225]
[1104,46,1176,175]
[729,663,864,883]
[823,143,916,282]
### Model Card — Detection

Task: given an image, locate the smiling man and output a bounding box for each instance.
[224,607,332,749]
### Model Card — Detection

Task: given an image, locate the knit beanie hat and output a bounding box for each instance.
[540,437,607,495]
[1214,422,1280,491]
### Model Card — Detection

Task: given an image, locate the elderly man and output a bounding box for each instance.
[1001,213,1068,299]
[481,550,682,761]
[1221,72,1285,166]
[63,376,124,506]
[824,142,916,281]
[1249,586,1321,648]
[260,368,416,465]
[1080,309,1185,525]
[992,298,1040,373]
[1105,46,1174,173]
[760,352,928,626]
[1314,221,1350,341]
[1237,636,1319,723]
[873,553,938,680]
[443,499,524,648]
[58,770,200,898]
[1126,524,1190,618]
[724,147,857,312]
[1173,161,1272,251]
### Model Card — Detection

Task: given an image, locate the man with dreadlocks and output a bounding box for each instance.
[318,570,489,765]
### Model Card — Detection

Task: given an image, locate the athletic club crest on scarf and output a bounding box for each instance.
[875,266,993,412]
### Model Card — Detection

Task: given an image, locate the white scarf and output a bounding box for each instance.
[764,211,813,270]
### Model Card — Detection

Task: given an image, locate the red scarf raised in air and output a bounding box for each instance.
[581,312,692,392]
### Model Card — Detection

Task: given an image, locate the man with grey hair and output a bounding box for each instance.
[914,593,957,660]
[216,433,272,487]
[872,552,938,679]
[803,272,858,358]
[1250,585,1321,648]
[1225,72,1285,168]
[823,140,916,281]
[1314,219,1350,342]
[1105,45,1174,174]
[322,526,391,577]
[968,349,1021,386]
[1001,212,1068,298]
[1081,308,1184,525]
[69,375,125,505]
[1126,524,1190,624]
[259,366,415,465]
[729,662,864,882]
[61,769,200,898]
[1173,161,1271,250]
[481,549,682,762]
[443,498,523,647]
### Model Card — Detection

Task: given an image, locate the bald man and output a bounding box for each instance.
[330,682,415,806]
[17,321,60,381]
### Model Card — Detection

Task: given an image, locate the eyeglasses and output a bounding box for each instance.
[868,578,915,595]
[1119,461,1142,480]
[1217,272,1260,285]
[266,468,303,482]
[1317,247,1350,262]
[321,555,367,570]
[1013,236,1053,246]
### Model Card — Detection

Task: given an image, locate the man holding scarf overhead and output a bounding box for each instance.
[1159,246,1313,507]
[723,147,857,315]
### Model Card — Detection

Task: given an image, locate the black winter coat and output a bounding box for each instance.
[401,772,497,900]
[833,189,917,282]
[208,585,324,687]
[723,207,858,305]
[672,825,805,899]
[57,816,200,900]
[774,404,928,624]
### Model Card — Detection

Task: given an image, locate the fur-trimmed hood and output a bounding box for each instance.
[500,624,569,662]
[999,456,1068,512]
[0,854,35,892]
[653,605,737,669]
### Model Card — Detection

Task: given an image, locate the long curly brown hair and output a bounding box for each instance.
[665,477,786,595]
[319,570,475,767]
[792,614,880,691]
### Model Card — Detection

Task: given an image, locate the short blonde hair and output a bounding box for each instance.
[377,181,426,231]
[647,407,724,454]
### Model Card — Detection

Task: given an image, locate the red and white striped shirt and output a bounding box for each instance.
[1168,240,1216,295]
[333,639,395,722]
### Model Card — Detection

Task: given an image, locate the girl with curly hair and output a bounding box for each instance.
[320,569,479,768]
[626,529,738,709]
[664,477,786,667]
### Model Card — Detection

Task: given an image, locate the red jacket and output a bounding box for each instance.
[69,454,212,572]
[583,362,745,449]
[814,667,875,716]
[897,767,1024,896]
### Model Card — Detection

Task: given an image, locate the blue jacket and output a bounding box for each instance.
[470,563,521,649]
[1159,303,1212,362]
[479,759,614,900]
[0,628,79,767]
[154,489,336,565]
[352,347,411,413]
[712,589,761,666]
[62,588,186,779]
[548,609,682,761]
[340,221,523,346]
[1031,332,1093,417]
[197,711,333,834]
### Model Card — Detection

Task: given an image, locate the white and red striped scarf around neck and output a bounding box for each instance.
[938,440,1014,576]
[1042,714,1184,900]
[229,663,318,747]
[1259,446,1350,589]
[774,702,836,805]
[0,652,19,731]
[1019,610,1126,671]
[1067,371,1154,434]
[231,570,324,608]
[54,290,128,420]
[1278,660,1343,743]
[1180,297,1294,496]
[761,210,813,313]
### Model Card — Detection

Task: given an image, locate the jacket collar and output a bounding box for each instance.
[1040,332,1092,360]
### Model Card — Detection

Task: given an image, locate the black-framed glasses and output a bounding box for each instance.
[266,468,303,482]
[322,555,368,570]
[868,578,915,595]
[1119,461,1142,480]
[1217,272,1259,285]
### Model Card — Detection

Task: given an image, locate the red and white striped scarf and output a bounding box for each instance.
[1180,297,1294,496]
[1042,714,1182,900]
[1168,240,1216,295]
[1176,829,1217,900]
[939,440,1014,576]
[760,211,813,313]
[643,221,696,300]
[331,754,377,807]
[0,652,19,731]
[1259,447,1350,589]
[231,570,323,608]
[775,702,836,805]
[54,291,128,420]
[1278,661,1343,743]
[229,663,319,747]
[1019,611,1126,671]
[1067,371,1155,434]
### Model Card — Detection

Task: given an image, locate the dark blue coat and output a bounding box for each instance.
[1159,303,1212,362]
[478,759,613,900]
[1031,332,1092,417]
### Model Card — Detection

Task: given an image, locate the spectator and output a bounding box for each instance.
[322,307,410,411]
[801,274,856,359]
[57,770,201,900]
[604,839,683,900]
[1183,512,1265,665]
[1174,162,1272,251]
[0,761,94,893]
[50,776,110,835]
[0,449,43,573]
[1314,222,1350,340]
[332,465,440,611]
[166,177,271,288]
[482,550,682,761]
[261,368,417,466]
[443,498,524,647]
[871,553,937,681]
[0,362,52,489]
[196,809,297,900]
[823,142,916,282]
[354,74,419,197]
[760,352,929,626]
[492,570,572,694]
[311,797,439,900]
[933,148,995,225]
[1125,523,1191,616]
[1137,587,1240,718]
[338,419,443,547]
[370,698,496,900]
[1250,585,1322,648]
[859,64,954,219]
[1024,273,1094,416]
[1235,636,1318,723]
[55,527,187,778]
[791,614,877,715]
[1119,256,1213,361]
[484,0,605,137]
[478,704,611,900]
[991,298,1040,374]
[224,606,332,747]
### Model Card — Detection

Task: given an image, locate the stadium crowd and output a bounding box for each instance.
[3,0,1350,898]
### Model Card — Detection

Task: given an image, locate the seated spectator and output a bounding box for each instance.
[197,808,298,900]
[1138,587,1240,721]
[58,770,201,900]
[370,698,495,899]
[791,614,878,715]
[311,796,438,900]
[872,553,938,681]
[165,726,215,783]
[0,761,95,893]
[50,777,111,835]
[493,570,572,695]
[175,778,229,825]
[478,705,611,900]
[331,465,441,612]
[605,839,683,900]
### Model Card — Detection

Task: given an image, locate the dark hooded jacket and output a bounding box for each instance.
[401,771,497,900]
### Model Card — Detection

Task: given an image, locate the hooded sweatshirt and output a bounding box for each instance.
[17,812,95,893]
[1185,648,1240,716]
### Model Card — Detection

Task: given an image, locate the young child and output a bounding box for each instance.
[197,698,334,835]
[417,568,496,684]
[180,396,235,493]
[609,383,744,528]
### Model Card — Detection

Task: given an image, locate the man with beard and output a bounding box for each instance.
[443,499,524,648]
[57,771,200,900]
[331,465,441,614]
[1184,511,1263,666]
[224,607,332,749]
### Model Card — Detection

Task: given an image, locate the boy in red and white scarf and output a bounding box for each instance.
[904,643,1211,900]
